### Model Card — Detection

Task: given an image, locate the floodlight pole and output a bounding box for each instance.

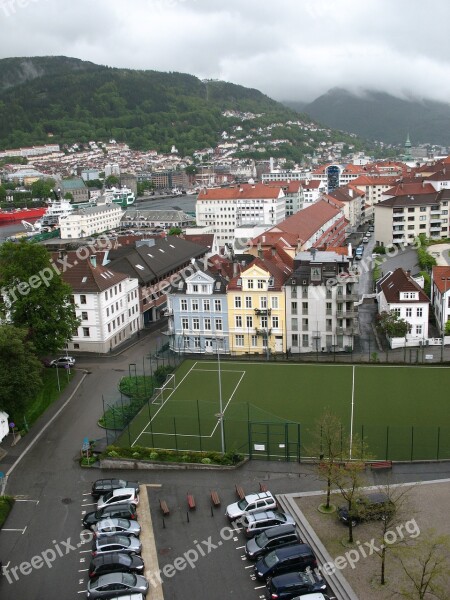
[217,336,225,454]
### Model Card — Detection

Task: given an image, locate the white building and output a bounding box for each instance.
[60,204,123,239]
[376,268,430,348]
[431,266,450,336]
[0,411,9,443]
[196,183,286,247]
[60,253,141,353]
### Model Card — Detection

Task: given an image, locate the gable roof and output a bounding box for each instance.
[53,252,129,292]
[432,266,450,294]
[378,268,429,304]
[227,256,291,291]
[197,183,283,201]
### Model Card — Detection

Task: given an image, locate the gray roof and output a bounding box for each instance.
[107,237,208,284]
[59,178,87,191]
[70,204,123,216]
[169,262,228,295]
[121,209,194,221]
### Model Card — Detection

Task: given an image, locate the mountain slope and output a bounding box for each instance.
[302,88,450,146]
[0,56,377,158]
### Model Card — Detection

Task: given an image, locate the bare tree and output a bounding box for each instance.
[397,531,450,599]
[307,410,344,510]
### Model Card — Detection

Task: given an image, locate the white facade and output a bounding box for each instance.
[60,205,123,239]
[68,269,141,354]
[0,411,9,443]
[431,267,450,335]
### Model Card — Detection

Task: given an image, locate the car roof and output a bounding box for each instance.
[92,553,132,566]
[109,488,136,496]
[243,491,274,502]
[247,510,281,522]
[93,572,130,584]
[97,503,136,515]
[272,543,313,559]
[262,524,297,538]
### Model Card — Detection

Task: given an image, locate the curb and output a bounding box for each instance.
[277,493,359,600]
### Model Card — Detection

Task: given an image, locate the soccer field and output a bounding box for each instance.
[118,360,450,461]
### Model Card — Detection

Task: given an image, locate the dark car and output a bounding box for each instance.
[255,544,317,580]
[86,572,148,599]
[245,524,301,560]
[338,492,395,527]
[89,552,145,578]
[92,479,139,500]
[83,503,137,529]
[266,570,327,599]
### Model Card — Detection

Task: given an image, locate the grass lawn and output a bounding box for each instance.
[23,367,74,428]
[116,360,450,460]
[0,496,14,528]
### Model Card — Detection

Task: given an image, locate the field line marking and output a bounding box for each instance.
[209,370,246,439]
[131,361,198,447]
[349,364,355,460]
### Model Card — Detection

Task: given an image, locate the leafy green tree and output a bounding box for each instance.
[0,241,80,355]
[105,175,120,187]
[377,310,411,338]
[0,325,43,421]
[64,192,74,200]
[445,320,450,335]
[168,227,182,236]
[185,165,198,175]
[30,177,55,199]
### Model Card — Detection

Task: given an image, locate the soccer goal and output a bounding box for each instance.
[152,373,176,406]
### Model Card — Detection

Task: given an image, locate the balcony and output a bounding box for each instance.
[255,328,272,337]
[163,308,173,316]
[254,308,272,316]
[336,326,358,336]
[337,293,359,302]
[336,310,357,319]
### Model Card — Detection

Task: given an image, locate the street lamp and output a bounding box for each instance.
[441,277,450,362]
[215,335,225,454]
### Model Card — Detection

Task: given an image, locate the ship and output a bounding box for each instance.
[103,186,136,207]
[0,206,47,223]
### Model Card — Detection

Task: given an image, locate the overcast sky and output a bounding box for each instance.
[2,0,450,103]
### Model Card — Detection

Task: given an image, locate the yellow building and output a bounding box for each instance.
[227,258,289,356]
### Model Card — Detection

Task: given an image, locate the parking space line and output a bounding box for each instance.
[79,550,91,554]
[236,545,245,549]
[77,590,87,594]
[2,527,27,533]
[244,565,254,569]
[82,492,91,496]
[82,502,96,507]
[14,498,39,504]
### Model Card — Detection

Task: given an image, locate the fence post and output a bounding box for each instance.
[410,426,414,462]
[174,417,178,452]
[361,425,364,459]
[385,425,389,461]
[298,423,301,462]
[248,421,252,460]
[436,426,440,461]
[197,399,202,453]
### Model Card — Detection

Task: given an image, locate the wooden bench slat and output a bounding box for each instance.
[210,491,220,507]
[187,493,196,509]
[235,485,245,500]
[160,499,169,515]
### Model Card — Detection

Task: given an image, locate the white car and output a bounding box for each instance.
[225,491,276,520]
[93,518,141,538]
[362,236,369,243]
[97,488,139,510]
[50,356,76,368]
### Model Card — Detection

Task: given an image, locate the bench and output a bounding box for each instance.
[159,499,169,516]
[210,490,221,507]
[259,482,268,493]
[187,493,196,510]
[235,485,245,500]
[368,461,393,470]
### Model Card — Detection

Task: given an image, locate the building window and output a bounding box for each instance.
[184,338,190,349]
[245,296,252,308]
[251,335,258,347]
[417,307,423,317]
[393,308,401,316]
[257,279,265,289]
[302,302,308,315]
[191,300,199,311]
[182,318,189,330]
[416,325,422,335]
[302,318,309,329]
[291,318,298,330]
[193,318,200,330]
[235,315,242,328]
[235,335,244,347]
[181,299,188,311]
[272,316,279,328]
[81,311,88,320]
[291,334,298,347]
[214,299,222,311]
[80,295,87,304]
[247,279,254,289]
[302,286,308,299]
[302,334,309,347]
[235,296,242,308]
[291,301,297,315]
[203,299,210,312]
[204,318,211,330]
[406,308,412,317]
[193,284,199,292]
[260,297,267,309]
[82,327,90,337]
[215,319,223,331]
[326,302,332,315]
[194,337,201,349]
[261,316,268,328]
[271,296,279,309]
[246,315,253,328]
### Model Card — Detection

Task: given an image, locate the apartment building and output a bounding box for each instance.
[196,184,286,247]
[285,249,358,353]
[374,189,450,247]
[166,265,229,354]
[227,258,289,355]
[323,186,366,230]
[60,204,123,239]
[431,266,450,335]
[351,175,398,222]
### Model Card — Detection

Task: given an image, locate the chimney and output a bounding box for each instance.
[349,188,353,198]
[271,246,276,257]
[90,254,97,268]
[406,269,411,278]
[203,256,208,271]
[233,261,239,277]
[257,241,263,259]
[296,237,302,253]
[348,242,352,258]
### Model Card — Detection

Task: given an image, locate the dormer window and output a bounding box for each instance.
[311,267,321,282]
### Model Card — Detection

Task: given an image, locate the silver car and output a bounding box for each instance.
[92,534,142,556]
[97,488,139,510]
[86,572,148,599]
[93,518,141,538]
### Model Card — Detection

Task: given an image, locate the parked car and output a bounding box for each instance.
[242,511,296,538]
[83,503,137,529]
[266,570,327,599]
[93,518,141,538]
[226,491,277,520]
[338,492,395,527]
[362,236,369,243]
[92,479,139,500]
[92,534,142,557]
[245,524,301,560]
[255,543,318,580]
[365,232,371,238]
[89,553,145,578]
[86,572,148,599]
[105,595,145,600]
[50,356,76,368]
[97,488,139,510]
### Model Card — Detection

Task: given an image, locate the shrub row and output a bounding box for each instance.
[0,496,15,528]
[104,445,243,466]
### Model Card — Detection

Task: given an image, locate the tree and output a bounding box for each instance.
[185,165,198,175]
[64,192,74,201]
[168,227,182,236]
[0,325,43,421]
[307,410,343,510]
[0,241,80,355]
[377,310,411,338]
[105,175,120,187]
[30,177,55,199]
[397,531,450,599]
[445,320,450,336]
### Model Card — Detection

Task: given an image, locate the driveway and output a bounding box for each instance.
[376,247,420,278]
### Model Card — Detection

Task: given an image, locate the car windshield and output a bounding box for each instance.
[116,519,129,528]
[237,499,249,510]
[122,572,136,586]
[116,536,130,547]
[118,480,127,487]
[264,551,279,568]
[102,491,113,501]
[254,532,268,548]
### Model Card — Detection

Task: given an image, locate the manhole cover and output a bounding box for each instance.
[61,497,72,505]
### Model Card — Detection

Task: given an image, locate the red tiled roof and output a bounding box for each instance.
[228,256,291,290]
[327,246,350,256]
[383,182,436,197]
[352,175,398,186]
[197,183,283,200]
[432,266,450,294]
[379,268,429,304]
[265,180,303,193]
[52,251,129,292]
